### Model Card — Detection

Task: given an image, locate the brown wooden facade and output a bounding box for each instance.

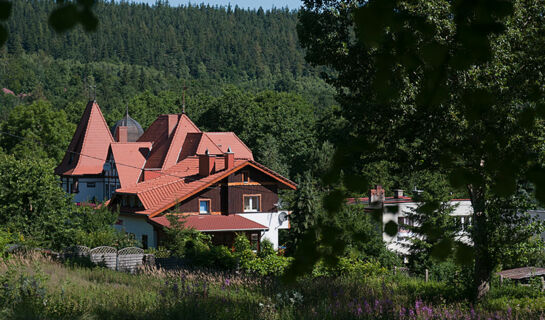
[167,166,279,215]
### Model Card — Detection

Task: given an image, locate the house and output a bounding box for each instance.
[348,185,473,255]
[56,99,296,250]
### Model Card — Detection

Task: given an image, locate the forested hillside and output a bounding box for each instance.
[4,0,308,80]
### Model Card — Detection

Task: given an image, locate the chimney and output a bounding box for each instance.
[393,189,404,199]
[167,114,178,137]
[199,149,215,176]
[369,185,385,205]
[115,126,128,143]
[224,146,234,171]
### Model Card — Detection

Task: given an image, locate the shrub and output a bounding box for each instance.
[312,257,388,277]
[0,265,49,317]
[258,239,275,258]
[208,245,237,270]
[145,246,171,258]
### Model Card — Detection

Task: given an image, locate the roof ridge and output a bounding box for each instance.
[73,100,113,173]
[161,114,202,171]
[200,132,224,154]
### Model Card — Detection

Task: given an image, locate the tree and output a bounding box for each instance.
[0,153,119,249]
[298,0,545,299]
[0,100,75,163]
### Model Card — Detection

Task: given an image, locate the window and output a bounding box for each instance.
[142,235,148,250]
[241,171,250,183]
[243,195,260,212]
[397,216,412,235]
[71,179,79,194]
[87,182,96,188]
[250,233,259,251]
[199,199,211,214]
[121,196,130,207]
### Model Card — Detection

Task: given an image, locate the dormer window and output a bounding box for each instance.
[241,171,250,183]
[199,199,211,214]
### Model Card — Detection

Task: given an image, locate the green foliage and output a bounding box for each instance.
[199,88,318,178]
[312,257,388,278]
[233,234,256,270]
[0,100,75,163]
[0,264,49,318]
[0,229,15,258]
[245,254,293,276]
[163,215,211,259]
[258,239,275,259]
[0,153,73,248]
[0,154,127,249]
[298,0,545,298]
[2,1,310,80]
[145,246,171,259]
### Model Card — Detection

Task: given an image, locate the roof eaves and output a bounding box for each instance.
[148,161,250,218]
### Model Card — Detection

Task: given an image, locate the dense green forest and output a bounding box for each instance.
[0,0,335,119]
[4,0,309,80]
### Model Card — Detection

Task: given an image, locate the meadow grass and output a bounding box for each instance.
[0,254,543,319]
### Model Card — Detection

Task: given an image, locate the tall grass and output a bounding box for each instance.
[0,254,543,319]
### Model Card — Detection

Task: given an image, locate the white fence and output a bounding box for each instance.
[64,245,145,273]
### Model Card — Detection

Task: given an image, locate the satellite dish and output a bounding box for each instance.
[278,211,288,224]
[103,162,112,172]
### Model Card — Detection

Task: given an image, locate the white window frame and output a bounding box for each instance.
[243,195,261,212]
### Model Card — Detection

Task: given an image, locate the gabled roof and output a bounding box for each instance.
[150,214,268,232]
[178,133,223,161]
[110,142,152,187]
[138,114,201,170]
[112,158,297,217]
[55,100,114,176]
[162,114,201,170]
[205,132,253,160]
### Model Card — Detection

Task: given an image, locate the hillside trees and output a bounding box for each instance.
[199,87,318,178]
[0,100,74,163]
[0,154,119,249]
[298,0,545,298]
[2,1,309,81]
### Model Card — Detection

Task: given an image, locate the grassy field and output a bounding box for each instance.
[0,254,544,319]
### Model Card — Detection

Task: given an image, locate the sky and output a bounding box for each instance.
[133,0,302,10]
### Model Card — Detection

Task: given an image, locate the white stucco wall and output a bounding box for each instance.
[114,214,157,249]
[237,211,289,250]
[528,210,545,241]
[382,200,473,255]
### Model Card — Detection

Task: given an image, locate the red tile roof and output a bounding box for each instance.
[150,214,268,232]
[2,88,15,96]
[55,100,114,176]
[110,142,152,187]
[346,196,471,205]
[347,196,414,204]
[206,132,253,160]
[161,114,201,170]
[112,158,296,217]
[137,114,201,170]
